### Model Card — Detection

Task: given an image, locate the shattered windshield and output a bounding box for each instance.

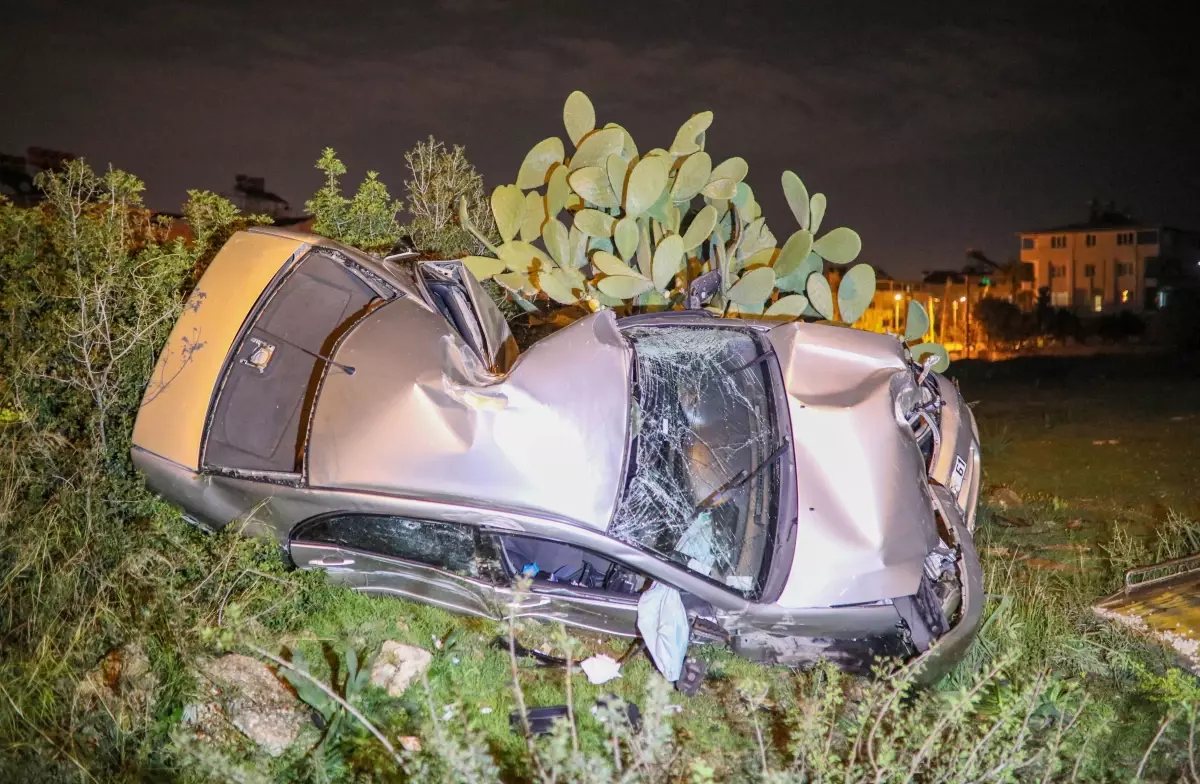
[610,325,782,598]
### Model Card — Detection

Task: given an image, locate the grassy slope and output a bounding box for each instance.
[956,353,1200,555]
[182,352,1200,781]
[6,350,1199,781]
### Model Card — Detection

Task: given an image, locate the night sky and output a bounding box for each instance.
[4,1,1197,279]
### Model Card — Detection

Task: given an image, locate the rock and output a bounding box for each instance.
[76,641,158,725]
[988,486,1023,510]
[369,641,432,697]
[193,654,310,757]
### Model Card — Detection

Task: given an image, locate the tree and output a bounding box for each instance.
[402,136,497,257]
[304,148,403,254]
[973,298,1027,347]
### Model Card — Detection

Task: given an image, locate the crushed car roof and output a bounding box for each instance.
[307,308,633,531]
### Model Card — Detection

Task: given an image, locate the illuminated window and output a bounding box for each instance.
[1157,290,1169,309]
[1121,289,1130,303]
[1093,294,1102,312]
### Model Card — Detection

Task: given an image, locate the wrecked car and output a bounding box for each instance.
[133,227,984,680]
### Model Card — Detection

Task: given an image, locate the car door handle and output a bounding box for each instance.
[309,556,355,567]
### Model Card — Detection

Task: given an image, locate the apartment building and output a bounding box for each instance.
[1019,205,1200,313]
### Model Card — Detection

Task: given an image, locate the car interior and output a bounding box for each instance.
[493,535,647,596]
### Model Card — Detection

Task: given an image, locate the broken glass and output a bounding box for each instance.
[610,326,781,598]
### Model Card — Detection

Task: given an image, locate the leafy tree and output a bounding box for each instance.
[305,148,403,254]
[973,298,1028,346]
[0,164,275,779]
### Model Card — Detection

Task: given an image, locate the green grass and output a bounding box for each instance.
[161,352,1200,781]
[6,336,1200,780]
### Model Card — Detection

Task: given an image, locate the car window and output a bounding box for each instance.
[492,534,648,596]
[294,514,481,578]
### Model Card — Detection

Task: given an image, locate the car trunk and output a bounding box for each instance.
[203,248,387,475]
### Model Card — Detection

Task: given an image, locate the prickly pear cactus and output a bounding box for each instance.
[456,90,949,365]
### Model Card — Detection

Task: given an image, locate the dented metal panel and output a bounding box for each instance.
[767,322,938,607]
[307,309,631,530]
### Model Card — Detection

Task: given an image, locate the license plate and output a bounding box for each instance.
[949,455,967,495]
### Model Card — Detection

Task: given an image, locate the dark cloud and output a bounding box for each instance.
[3,2,1197,276]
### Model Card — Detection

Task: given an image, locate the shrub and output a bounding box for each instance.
[973,297,1028,347]
[305,148,404,254]
[402,135,498,258]
[0,161,306,780]
[3,155,1197,784]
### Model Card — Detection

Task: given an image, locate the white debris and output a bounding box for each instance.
[580,654,622,685]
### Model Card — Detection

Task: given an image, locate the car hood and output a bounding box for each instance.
[766,322,939,608]
[308,307,632,530]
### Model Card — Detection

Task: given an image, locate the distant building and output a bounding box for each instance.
[0,146,76,206]
[1018,202,1200,313]
[228,174,292,218]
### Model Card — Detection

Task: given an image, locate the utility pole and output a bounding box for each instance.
[941,277,950,343]
[965,274,972,359]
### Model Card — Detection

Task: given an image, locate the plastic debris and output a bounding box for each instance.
[675,658,707,696]
[580,654,622,684]
[637,583,689,681]
[511,705,569,735]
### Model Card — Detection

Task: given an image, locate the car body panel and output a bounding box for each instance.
[766,322,938,608]
[930,375,982,530]
[496,581,641,636]
[308,308,631,531]
[133,231,309,470]
[911,484,985,683]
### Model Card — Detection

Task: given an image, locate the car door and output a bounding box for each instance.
[486,533,648,637]
[418,260,518,374]
[289,513,501,620]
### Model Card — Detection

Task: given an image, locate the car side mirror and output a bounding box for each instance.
[686,270,721,310]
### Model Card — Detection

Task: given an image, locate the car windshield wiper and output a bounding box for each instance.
[696,436,790,511]
[727,349,774,377]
